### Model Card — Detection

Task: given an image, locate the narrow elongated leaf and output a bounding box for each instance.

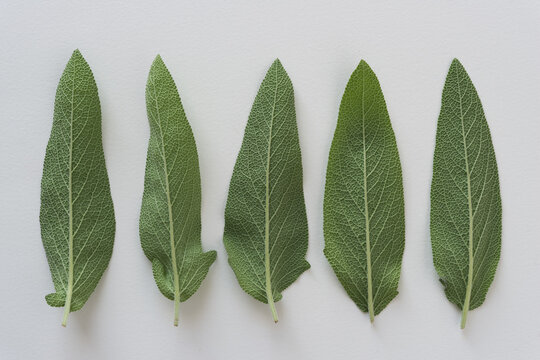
[323,60,405,322]
[140,56,217,326]
[223,59,310,322]
[431,59,501,329]
[40,50,115,326]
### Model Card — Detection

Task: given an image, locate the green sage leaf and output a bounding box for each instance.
[140,55,217,326]
[223,59,310,323]
[431,59,502,329]
[40,50,115,326]
[323,60,405,322]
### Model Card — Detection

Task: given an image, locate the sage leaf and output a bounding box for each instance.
[40,50,115,327]
[140,56,217,326]
[323,60,405,322]
[431,59,501,329]
[223,59,310,323]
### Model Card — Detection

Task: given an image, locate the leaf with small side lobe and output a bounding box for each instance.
[223,59,310,323]
[40,50,115,326]
[140,56,216,326]
[323,60,405,323]
[431,59,501,329]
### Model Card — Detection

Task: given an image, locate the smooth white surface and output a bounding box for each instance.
[1,0,539,359]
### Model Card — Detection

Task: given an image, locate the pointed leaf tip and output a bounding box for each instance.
[354,60,376,77]
[152,54,165,67]
[450,58,464,70]
[271,58,285,72]
[70,49,84,61]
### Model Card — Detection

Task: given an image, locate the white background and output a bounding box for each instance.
[1,1,539,359]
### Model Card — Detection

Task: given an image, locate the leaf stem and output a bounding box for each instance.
[460,303,469,329]
[174,297,180,327]
[62,292,71,327]
[268,293,279,323]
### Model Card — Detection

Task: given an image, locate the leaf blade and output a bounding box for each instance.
[323,60,405,321]
[223,59,310,322]
[140,55,217,326]
[430,59,502,328]
[40,50,115,326]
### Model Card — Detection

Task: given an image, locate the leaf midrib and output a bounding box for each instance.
[62,73,76,327]
[360,66,375,323]
[456,71,475,329]
[264,65,279,323]
[151,75,181,326]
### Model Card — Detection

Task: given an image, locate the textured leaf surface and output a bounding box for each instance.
[323,61,405,322]
[223,59,310,322]
[140,56,216,326]
[40,50,115,326]
[431,59,502,329]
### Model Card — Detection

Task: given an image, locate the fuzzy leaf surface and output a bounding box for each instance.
[40,50,115,326]
[323,60,405,321]
[431,59,501,328]
[140,56,216,325]
[223,60,310,321]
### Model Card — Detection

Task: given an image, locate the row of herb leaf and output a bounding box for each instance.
[41,50,501,329]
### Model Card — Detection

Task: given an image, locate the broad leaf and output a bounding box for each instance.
[140,55,217,326]
[323,60,405,322]
[431,59,502,329]
[40,50,115,326]
[223,59,310,322]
